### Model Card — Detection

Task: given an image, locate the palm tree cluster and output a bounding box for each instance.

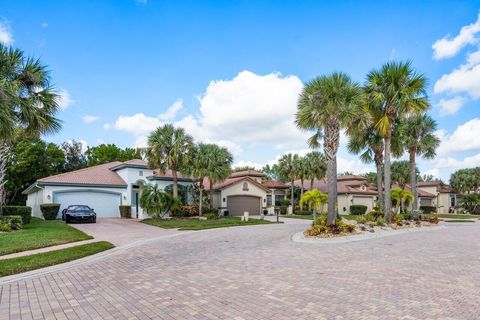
[146,124,233,216]
[296,61,440,224]
[0,44,62,209]
[277,151,326,210]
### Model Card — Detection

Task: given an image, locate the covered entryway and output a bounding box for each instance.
[227,195,261,216]
[53,190,122,219]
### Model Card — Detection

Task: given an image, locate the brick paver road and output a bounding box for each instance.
[1,219,479,319]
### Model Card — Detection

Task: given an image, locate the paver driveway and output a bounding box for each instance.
[1,219,480,320]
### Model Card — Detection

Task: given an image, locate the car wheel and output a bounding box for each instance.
[65,217,69,223]
[92,217,96,223]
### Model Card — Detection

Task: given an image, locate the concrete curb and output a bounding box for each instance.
[291,225,447,244]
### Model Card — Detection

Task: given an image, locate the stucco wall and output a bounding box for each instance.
[219,181,267,214]
[26,189,44,218]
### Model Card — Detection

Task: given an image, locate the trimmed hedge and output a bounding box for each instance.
[294,210,313,216]
[119,205,132,218]
[40,203,60,220]
[350,205,368,215]
[1,206,32,224]
[420,206,436,214]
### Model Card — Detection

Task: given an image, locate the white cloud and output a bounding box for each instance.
[436,118,480,156]
[65,139,88,154]
[108,70,309,158]
[233,160,264,169]
[437,96,467,115]
[432,13,480,60]
[82,115,99,124]
[0,22,13,45]
[158,99,183,121]
[430,153,480,172]
[56,89,74,110]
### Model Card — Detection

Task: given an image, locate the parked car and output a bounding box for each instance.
[62,205,96,223]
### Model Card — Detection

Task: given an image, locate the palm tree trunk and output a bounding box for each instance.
[0,142,7,214]
[209,177,214,210]
[300,178,304,210]
[326,156,336,225]
[172,169,179,198]
[198,181,204,216]
[384,131,392,223]
[290,180,294,209]
[375,160,384,213]
[400,195,404,213]
[325,120,339,226]
[409,149,418,215]
[310,178,314,190]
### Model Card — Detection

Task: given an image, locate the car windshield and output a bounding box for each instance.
[68,205,91,212]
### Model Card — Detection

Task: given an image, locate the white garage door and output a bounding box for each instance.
[53,191,122,218]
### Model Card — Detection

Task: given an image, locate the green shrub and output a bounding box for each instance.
[279,199,290,207]
[350,205,368,215]
[401,213,413,221]
[369,209,384,220]
[203,211,218,220]
[356,215,367,224]
[1,206,32,224]
[119,205,131,218]
[0,223,10,232]
[420,206,436,214]
[40,203,60,220]
[376,217,385,226]
[305,214,356,236]
[0,215,23,231]
[294,210,312,215]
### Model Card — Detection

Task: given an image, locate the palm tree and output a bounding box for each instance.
[365,61,429,222]
[300,189,328,221]
[187,143,210,216]
[0,44,61,209]
[399,113,440,214]
[295,156,309,210]
[296,73,362,225]
[139,183,169,218]
[204,144,233,209]
[304,151,326,190]
[278,153,299,208]
[147,124,193,199]
[391,188,413,214]
[348,126,385,212]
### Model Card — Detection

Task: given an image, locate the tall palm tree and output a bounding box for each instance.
[399,113,440,214]
[304,151,326,190]
[278,153,299,208]
[147,124,193,198]
[0,44,61,208]
[295,156,309,210]
[365,61,429,222]
[187,143,210,216]
[296,73,362,225]
[203,144,232,210]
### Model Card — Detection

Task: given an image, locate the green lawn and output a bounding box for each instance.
[426,214,479,220]
[142,216,279,230]
[0,241,113,277]
[280,214,357,221]
[443,219,476,223]
[0,218,93,256]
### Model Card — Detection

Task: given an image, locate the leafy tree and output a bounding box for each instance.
[296,73,363,225]
[0,44,61,208]
[391,160,420,190]
[391,188,413,213]
[5,137,64,204]
[147,124,193,198]
[362,172,377,184]
[61,140,86,171]
[420,174,435,182]
[460,193,480,213]
[399,113,439,213]
[300,188,328,220]
[278,153,299,207]
[85,144,142,166]
[295,156,309,210]
[261,164,282,181]
[232,166,256,172]
[450,167,480,194]
[365,61,429,222]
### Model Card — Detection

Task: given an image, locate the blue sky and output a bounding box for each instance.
[1,0,479,181]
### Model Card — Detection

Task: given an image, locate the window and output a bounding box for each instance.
[275,195,283,206]
[243,182,249,191]
[139,170,143,176]
[450,195,456,207]
[267,195,272,206]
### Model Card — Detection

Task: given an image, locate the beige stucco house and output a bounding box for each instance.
[417,181,457,214]
[205,170,289,216]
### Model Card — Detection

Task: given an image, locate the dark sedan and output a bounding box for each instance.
[62,205,96,223]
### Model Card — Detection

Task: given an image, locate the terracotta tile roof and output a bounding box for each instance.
[230,170,265,178]
[293,176,377,195]
[417,180,454,193]
[152,169,193,180]
[203,176,272,192]
[37,162,127,186]
[123,159,148,166]
[261,180,289,189]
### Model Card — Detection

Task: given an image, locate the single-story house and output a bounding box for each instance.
[417,181,457,214]
[293,175,456,214]
[24,161,289,219]
[205,169,289,216]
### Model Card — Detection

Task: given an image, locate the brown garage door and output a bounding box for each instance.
[227,196,261,216]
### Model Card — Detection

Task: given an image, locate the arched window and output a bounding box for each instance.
[243,182,249,191]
